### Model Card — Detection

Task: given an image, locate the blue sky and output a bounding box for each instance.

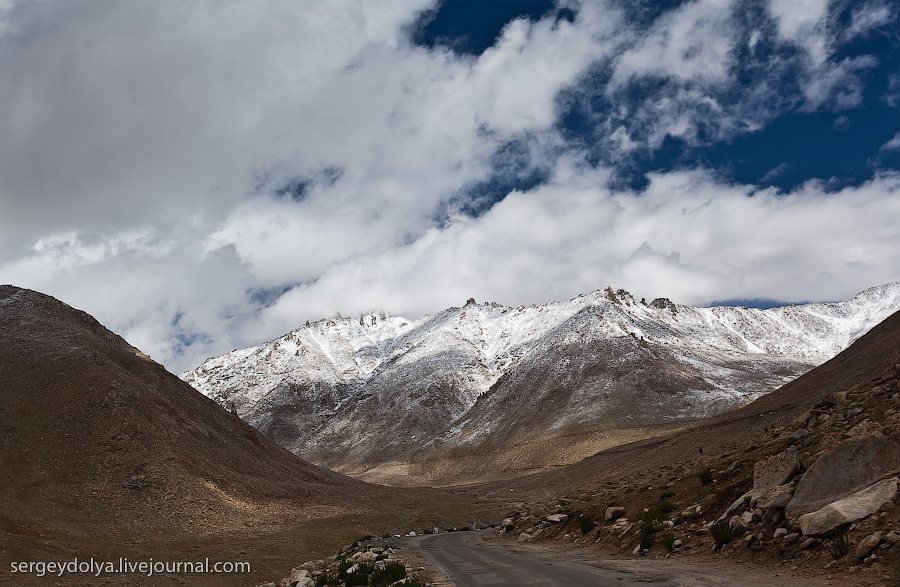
[0,0,897,370]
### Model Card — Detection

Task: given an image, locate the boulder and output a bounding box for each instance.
[729,515,747,537]
[604,506,625,522]
[740,510,761,526]
[758,484,794,509]
[797,477,899,537]
[716,492,750,523]
[856,532,883,559]
[752,448,800,503]
[786,432,900,521]
[517,532,533,543]
[773,528,788,539]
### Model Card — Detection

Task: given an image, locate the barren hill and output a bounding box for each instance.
[0,286,490,586]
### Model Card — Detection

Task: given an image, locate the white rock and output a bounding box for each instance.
[605,506,625,522]
[752,448,799,503]
[758,484,794,509]
[798,477,899,537]
[517,532,533,543]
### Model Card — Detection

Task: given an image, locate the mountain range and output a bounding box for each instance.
[181,283,900,485]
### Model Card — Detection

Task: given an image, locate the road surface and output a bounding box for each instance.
[418,531,670,586]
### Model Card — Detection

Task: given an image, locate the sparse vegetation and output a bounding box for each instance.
[659,490,675,500]
[460,526,471,531]
[830,531,850,558]
[699,468,713,485]
[658,500,678,514]
[639,525,653,549]
[702,486,717,496]
[505,523,515,533]
[710,521,733,547]
[579,515,595,534]
[663,533,676,552]
[371,561,407,586]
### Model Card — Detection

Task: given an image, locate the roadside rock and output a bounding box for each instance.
[797,477,899,537]
[856,532,883,559]
[752,448,799,504]
[758,484,793,509]
[545,514,568,523]
[786,432,900,521]
[517,532,534,543]
[605,507,625,522]
[716,492,750,523]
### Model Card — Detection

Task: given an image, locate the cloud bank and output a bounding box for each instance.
[0,0,897,371]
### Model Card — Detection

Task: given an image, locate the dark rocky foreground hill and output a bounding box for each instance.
[0,286,491,586]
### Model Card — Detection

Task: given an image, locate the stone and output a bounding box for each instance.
[752,448,800,503]
[517,532,534,543]
[758,484,794,509]
[883,414,900,435]
[632,544,642,555]
[546,514,568,523]
[729,515,747,537]
[798,477,899,537]
[786,433,900,521]
[717,492,751,523]
[856,532,883,559]
[739,511,756,527]
[673,539,683,548]
[824,391,848,405]
[773,528,788,539]
[784,532,800,544]
[605,507,625,522]
[798,537,818,550]
[501,518,513,527]
[845,421,882,438]
[886,530,900,544]
[763,507,784,526]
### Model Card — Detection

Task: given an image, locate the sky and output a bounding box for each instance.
[0,0,898,372]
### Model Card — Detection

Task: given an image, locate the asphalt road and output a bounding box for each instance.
[419,531,671,586]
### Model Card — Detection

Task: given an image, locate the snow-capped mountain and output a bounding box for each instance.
[180,283,900,483]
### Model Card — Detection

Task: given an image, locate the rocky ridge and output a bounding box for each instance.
[498,362,900,585]
[181,283,900,483]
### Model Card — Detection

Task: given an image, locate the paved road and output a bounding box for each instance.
[419,531,671,586]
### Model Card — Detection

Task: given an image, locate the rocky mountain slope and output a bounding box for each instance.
[493,304,900,586]
[181,283,900,484]
[0,286,488,586]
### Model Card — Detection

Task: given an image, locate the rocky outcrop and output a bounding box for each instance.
[751,448,799,504]
[786,432,900,521]
[797,477,899,537]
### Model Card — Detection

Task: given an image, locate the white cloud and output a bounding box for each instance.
[880,133,900,151]
[612,0,736,86]
[0,0,895,373]
[768,0,830,65]
[258,164,900,341]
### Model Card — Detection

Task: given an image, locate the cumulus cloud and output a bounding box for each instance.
[258,165,900,339]
[0,0,896,372]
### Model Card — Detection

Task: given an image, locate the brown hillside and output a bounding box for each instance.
[0,286,491,585]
